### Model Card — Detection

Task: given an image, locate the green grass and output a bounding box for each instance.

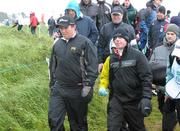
[0,26,180,131]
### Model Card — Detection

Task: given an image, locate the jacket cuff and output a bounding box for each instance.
[143,87,152,99]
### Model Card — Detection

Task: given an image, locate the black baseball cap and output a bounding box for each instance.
[56,15,75,28]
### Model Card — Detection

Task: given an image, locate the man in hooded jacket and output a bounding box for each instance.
[65,0,99,45]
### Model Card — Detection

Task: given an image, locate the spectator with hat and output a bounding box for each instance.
[97,5,135,72]
[150,23,180,131]
[64,0,99,45]
[148,5,169,55]
[111,0,129,24]
[98,28,152,131]
[48,15,98,131]
[164,39,180,131]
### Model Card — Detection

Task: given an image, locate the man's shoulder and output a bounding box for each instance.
[76,33,92,42]
[79,15,94,24]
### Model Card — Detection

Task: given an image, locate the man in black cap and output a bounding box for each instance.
[98,28,152,131]
[97,5,135,73]
[48,15,98,131]
[111,0,129,24]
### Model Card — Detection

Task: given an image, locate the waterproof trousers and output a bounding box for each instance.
[107,96,146,131]
[157,92,180,131]
[48,85,89,131]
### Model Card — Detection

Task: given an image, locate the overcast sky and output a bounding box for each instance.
[0,0,179,21]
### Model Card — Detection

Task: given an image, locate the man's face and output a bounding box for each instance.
[67,9,76,18]
[111,13,123,24]
[82,0,91,5]
[166,31,177,43]
[154,0,163,7]
[157,12,165,20]
[114,37,127,49]
[124,0,130,8]
[59,25,76,39]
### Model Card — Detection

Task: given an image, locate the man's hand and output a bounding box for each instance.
[81,86,91,97]
[98,87,108,96]
[138,98,152,117]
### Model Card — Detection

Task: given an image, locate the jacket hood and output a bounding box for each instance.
[30,12,35,16]
[65,0,81,18]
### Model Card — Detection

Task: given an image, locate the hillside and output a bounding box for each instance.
[0,26,179,131]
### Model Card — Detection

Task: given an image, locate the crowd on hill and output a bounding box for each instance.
[20,0,179,130]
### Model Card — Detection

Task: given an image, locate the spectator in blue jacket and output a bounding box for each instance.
[137,0,163,52]
[148,6,169,51]
[48,16,56,37]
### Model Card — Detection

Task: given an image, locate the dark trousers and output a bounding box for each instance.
[48,85,89,131]
[31,26,37,34]
[17,25,23,31]
[157,92,180,131]
[48,27,55,36]
[107,96,146,131]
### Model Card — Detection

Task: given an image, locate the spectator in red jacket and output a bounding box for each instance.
[29,12,39,35]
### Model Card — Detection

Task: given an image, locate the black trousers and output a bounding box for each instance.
[30,26,37,34]
[107,96,146,131]
[17,25,23,31]
[48,85,90,131]
[157,92,180,131]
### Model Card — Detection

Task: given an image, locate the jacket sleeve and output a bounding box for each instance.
[88,18,99,45]
[136,52,152,99]
[148,23,153,48]
[97,26,107,63]
[84,41,98,86]
[49,45,57,88]
[99,56,110,89]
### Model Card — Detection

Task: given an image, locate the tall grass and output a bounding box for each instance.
[0,26,179,131]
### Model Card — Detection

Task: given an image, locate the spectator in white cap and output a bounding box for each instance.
[97,5,135,73]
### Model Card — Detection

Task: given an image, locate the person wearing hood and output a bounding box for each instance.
[65,0,98,45]
[29,12,39,35]
[150,23,180,131]
[98,28,152,131]
[97,6,135,73]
